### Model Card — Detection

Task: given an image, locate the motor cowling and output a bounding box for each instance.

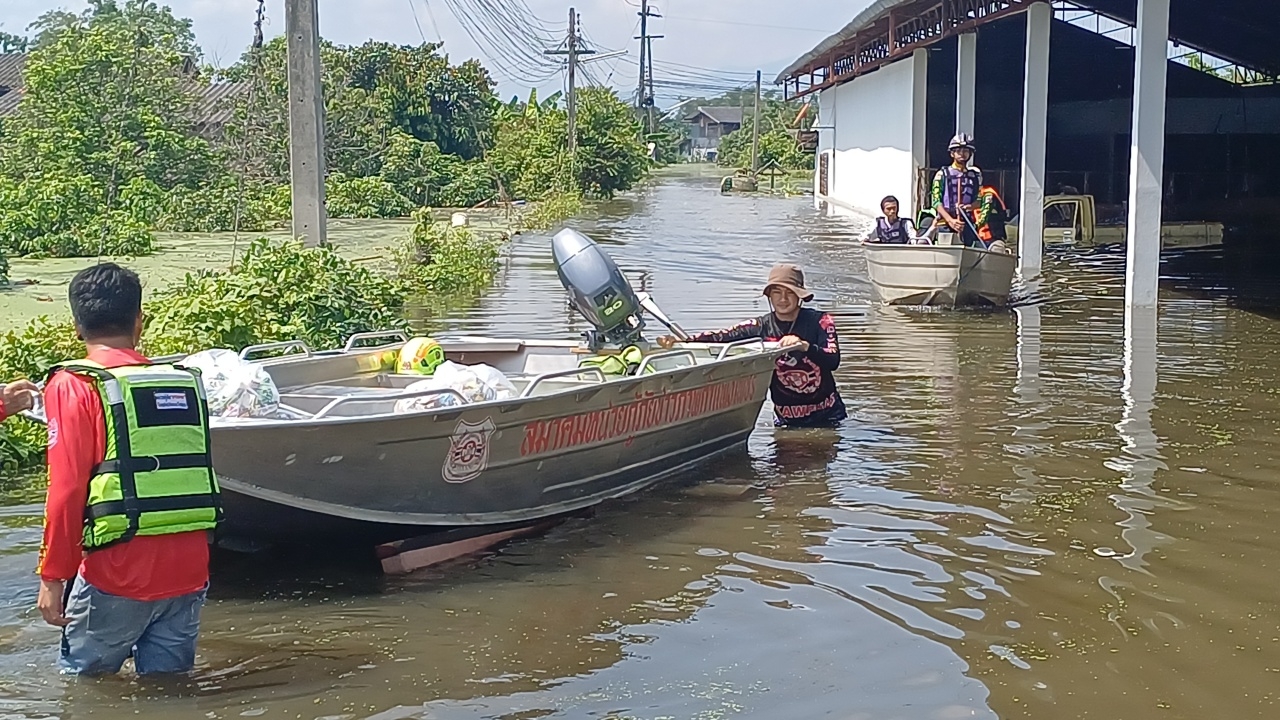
[551,228,645,349]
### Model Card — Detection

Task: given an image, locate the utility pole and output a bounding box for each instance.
[566,8,578,155]
[635,0,662,134]
[636,0,647,117]
[751,69,761,175]
[545,8,593,156]
[285,0,327,247]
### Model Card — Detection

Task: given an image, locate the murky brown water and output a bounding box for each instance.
[3,168,1280,719]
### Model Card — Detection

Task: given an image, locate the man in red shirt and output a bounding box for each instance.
[0,379,39,422]
[37,263,215,675]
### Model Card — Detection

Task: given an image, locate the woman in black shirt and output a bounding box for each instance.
[659,264,846,428]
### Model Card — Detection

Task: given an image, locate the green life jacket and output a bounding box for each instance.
[578,345,647,376]
[50,361,222,551]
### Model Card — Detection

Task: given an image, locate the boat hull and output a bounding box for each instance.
[209,339,780,546]
[863,243,1017,307]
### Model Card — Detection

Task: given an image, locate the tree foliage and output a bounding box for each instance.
[0,0,215,257]
[716,98,809,171]
[574,87,649,199]
[0,5,650,258]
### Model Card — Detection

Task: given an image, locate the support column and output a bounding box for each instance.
[1125,0,1171,307]
[286,0,327,247]
[911,49,929,214]
[1018,2,1050,277]
[956,32,977,136]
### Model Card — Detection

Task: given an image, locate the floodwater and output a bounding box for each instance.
[3,167,1280,719]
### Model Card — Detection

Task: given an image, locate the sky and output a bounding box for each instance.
[0,0,872,107]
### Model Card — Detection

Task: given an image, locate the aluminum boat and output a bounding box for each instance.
[863,241,1017,307]
[210,333,782,545]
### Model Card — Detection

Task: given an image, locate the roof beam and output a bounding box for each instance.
[788,0,1031,99]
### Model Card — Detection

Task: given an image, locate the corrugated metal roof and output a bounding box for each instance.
[192,81,250,128]
[774,0,907,84]
[0,53,26,91]
[684,106,745,125]
[0,88,22,117]
[0,70,249,128]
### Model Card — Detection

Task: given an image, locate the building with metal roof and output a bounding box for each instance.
[775,0,1280,308]
[0,52,248,135]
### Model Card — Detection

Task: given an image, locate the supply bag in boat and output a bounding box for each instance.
[181,349,282,418]
[393,361,517,413]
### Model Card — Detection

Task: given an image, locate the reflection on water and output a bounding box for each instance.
[3,168,1280,718]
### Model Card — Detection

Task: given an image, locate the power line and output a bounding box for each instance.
[661,14,829,33]
[407,0,426,41]
[422,0,442,41]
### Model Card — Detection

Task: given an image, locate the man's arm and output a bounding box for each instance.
[931,170,946,214]
[0,380,39,423]
[36,373,98,626]
[804,314,842,371]
[688,317,766,344]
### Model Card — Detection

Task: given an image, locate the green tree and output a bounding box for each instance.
[487,91,573,201]
[26,0,199,57]
[715,97,809,171]
[0,0,217,256]
[574,87,648,198]
[222,39,495,185]
[0,28,28,53]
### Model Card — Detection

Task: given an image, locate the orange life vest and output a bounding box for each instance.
[972,186,1008,243]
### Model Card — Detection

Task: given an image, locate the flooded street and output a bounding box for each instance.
[4,168,1280,719]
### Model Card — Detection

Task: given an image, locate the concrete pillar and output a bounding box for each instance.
[1017,2,1051,277]
[911,49,929,214]
[955,32,977,136]
[286,0,328,247]
[1124,0,1171,307]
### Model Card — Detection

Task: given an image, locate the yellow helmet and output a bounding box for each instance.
[397,337,446,375]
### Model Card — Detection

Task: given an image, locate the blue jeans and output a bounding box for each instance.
[59,576,207,676]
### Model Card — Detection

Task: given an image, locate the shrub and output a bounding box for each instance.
[145,239,410,357]
[26,211,155,259]
[520,190,583,231]
[435,161,498,208]
[0,241,414,476]
[0,316,83,474]
[326,173,416,219]
[398,209,500,296]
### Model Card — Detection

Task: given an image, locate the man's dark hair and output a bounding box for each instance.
[881,195,899,210]
[68,263,143,339]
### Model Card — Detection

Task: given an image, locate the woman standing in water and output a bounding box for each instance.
[659,264,846,428]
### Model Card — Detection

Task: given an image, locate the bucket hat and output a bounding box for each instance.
[762,264,814,302]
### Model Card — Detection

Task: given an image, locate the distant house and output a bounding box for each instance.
[0,52,247,136]
[682,106,745,161]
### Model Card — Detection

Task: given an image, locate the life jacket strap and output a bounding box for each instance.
[92,454,213,477]
[85,493,221,521]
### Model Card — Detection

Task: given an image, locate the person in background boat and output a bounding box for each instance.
[973,185,1012,254]
[657,264,846,428]
[37,262,220,676]
[932,133,983,247]
[0,379,39,422]
[864,196,931,245]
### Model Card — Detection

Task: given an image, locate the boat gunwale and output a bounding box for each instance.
[213,338,788,431]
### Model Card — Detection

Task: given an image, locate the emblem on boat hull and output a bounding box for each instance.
[443,417,496,483]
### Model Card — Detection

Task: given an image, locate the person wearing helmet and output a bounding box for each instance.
[931,133,984,247]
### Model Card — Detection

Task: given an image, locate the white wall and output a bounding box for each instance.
[813,54,927,217]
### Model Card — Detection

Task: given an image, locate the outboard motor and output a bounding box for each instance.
[552,228,646,350]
